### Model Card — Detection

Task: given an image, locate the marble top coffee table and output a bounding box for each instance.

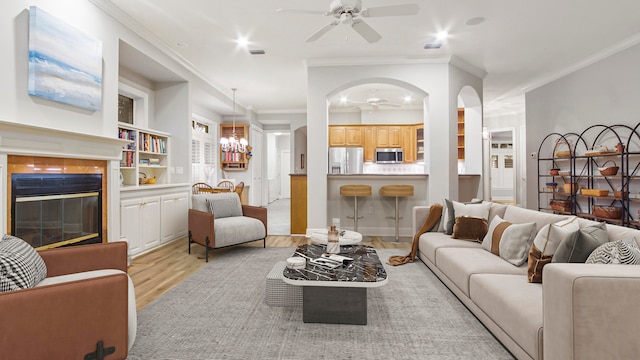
[282,244,387,325]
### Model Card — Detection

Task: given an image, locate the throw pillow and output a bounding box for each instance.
[481,216,537,266]
[205,193,243,219]
[586,238,640,264]
[445,200,489,235]
[452,216,488,242]
[552,222,608,263]
[0,234,48,292]
[527,217,580,283]
[438,199,484,234]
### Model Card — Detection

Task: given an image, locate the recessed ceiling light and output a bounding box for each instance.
[236,36,249,48]
[465,17,485,26]
[340,95,348,104]
[435,31,449,41]
[403,95,412,103]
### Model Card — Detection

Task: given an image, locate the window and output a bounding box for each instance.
[504,155,514,169]
[118,95,134,124]
[118,82,149,128]
[191,115,218,185]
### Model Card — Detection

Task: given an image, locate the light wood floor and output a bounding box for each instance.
[129,235,411,310]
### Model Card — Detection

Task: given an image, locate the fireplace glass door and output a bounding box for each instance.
[11,174,102,249]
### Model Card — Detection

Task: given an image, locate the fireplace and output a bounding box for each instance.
[11,173,103,250]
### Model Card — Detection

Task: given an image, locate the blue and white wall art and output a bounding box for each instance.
[28,6,103,111]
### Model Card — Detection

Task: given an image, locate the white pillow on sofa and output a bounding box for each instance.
[482,216,537,266]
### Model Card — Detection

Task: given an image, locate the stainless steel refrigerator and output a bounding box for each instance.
[328,147,364,174]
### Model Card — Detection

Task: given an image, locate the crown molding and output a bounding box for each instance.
[522,33,640,93]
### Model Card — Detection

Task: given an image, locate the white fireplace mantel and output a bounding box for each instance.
[0,120,129,239]
[0,120,129,160]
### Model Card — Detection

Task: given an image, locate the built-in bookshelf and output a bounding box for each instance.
[118,123,170,187]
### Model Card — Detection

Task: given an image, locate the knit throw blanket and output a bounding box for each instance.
[387,203,443,266]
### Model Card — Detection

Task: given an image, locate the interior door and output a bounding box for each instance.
[250,126,263,206]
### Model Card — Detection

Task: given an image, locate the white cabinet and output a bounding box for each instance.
[120,196,161,256]
[161,192,189,243]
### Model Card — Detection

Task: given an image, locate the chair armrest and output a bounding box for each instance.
[412,206,431,234]
[189,209,215,246]
[38,241,128,277]
[242,205,268,232]
[0,273,129,360]
[543,263,640,360]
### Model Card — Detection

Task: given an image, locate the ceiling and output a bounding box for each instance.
[101,0,640,119]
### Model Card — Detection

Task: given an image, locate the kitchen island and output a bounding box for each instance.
[327,174,481,240]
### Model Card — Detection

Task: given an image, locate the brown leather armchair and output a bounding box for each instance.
[0,242,133,360]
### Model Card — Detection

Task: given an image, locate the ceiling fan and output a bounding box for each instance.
[277,0,420,43]
[346,90,402,111]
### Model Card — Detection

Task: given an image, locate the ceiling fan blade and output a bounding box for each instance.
[361,4,420,17]
[276,8,327,16]
[380,103,401,108]
[352,19,382,43]
[305,21,339,42]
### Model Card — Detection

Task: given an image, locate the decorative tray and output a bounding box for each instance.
[581,189,609,197]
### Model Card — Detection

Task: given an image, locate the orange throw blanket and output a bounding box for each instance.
[387,203,443,266]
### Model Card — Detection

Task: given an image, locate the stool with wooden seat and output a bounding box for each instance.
[379,185,414,241]
[340,185,372,232]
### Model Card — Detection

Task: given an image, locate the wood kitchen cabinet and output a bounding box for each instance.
[328,126,363,147]
[363,126,376,162]
[376,126,402,148]
[403,126,416,163]
[290,175,307,234]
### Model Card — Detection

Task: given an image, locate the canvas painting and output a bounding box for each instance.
[28,6,103,111]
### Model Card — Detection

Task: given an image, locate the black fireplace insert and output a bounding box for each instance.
[11,173,102,249]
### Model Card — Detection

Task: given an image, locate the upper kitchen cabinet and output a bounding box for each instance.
[376,125,402,148]
[363,126,376,162]
[403,126,416,163]
[328,125,363,147]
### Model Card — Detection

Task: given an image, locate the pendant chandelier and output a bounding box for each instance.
[220,88,248,153]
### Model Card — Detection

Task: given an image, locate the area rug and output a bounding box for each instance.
[128,246,514,360]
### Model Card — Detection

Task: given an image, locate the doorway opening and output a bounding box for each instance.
[490,129,516,204]
[265,131,291,235]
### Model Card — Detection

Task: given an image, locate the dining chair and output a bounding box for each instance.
[217,180,235,191]
[192,182,214,194]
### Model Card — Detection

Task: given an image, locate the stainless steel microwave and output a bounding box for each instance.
[375,148,403,164]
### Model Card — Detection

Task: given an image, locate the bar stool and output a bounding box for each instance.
[379,185,414,241]
[340,185,372,232]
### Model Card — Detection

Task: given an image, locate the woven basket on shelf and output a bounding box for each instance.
[598,160,619,176]
[592,205,622,219]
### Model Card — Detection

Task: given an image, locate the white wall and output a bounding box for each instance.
[525,42,640,208]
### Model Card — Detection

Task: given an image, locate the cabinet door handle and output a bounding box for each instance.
[301,154,305,169]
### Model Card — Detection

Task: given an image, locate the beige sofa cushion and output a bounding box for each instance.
[418,232,482,265]
[470,274,543,360]
[503,205,568,232]
[436,248,526,296]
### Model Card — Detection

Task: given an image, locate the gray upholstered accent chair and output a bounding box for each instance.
[188,192,267,262]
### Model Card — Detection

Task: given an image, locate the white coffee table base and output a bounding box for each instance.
[309,229,362,245]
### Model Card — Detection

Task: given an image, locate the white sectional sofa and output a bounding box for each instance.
[413,202,640,360]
